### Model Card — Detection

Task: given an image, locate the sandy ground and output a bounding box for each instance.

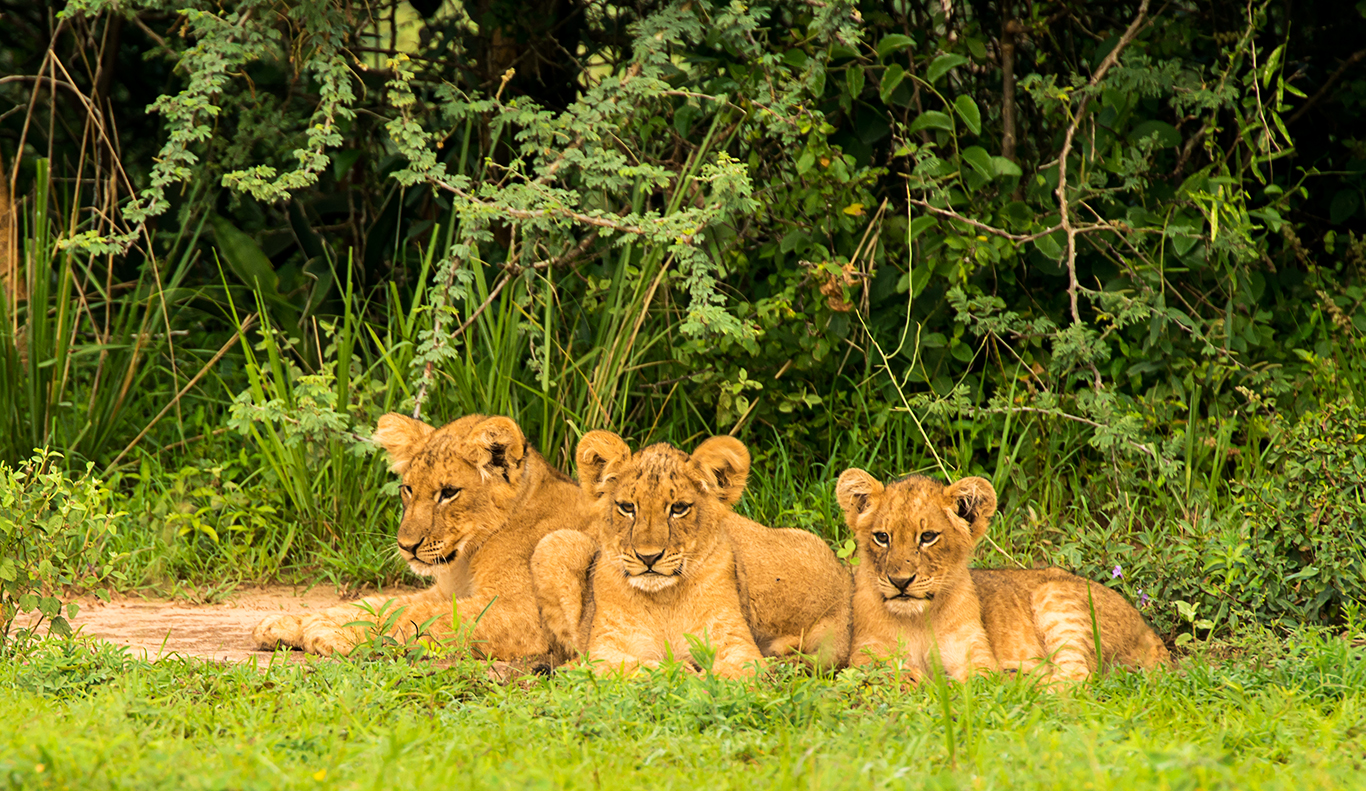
[61,585,403,667]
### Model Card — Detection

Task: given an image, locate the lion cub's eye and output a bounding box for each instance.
[871,532,890,547]
[669,502,692,517]
[919,531,940,546]
[616,501,636,518]
[439,486,462,502]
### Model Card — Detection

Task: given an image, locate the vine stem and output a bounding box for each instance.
[908,199,1110,243]
[1056,0,1153,326]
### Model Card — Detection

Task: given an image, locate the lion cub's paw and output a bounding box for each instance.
[253,613,305,650]
[301,621,362,657]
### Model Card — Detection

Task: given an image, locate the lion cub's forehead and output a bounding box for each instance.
[875,476,953,530]
[404,421,481,485]
[616,444,700,498]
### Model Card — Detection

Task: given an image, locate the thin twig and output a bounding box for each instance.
[967,405,1158,459]
[1056,0,1152,326]
[156,427,231,454]
[1287,48,1366,125]
[908,199,1111,243]
[450,272,512,341]
[444,184,656,238]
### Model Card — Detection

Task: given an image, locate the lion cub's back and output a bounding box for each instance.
[723,514,852,663]
[971,567,1170,670]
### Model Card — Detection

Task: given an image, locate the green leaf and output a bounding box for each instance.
[845,65,865,98]
[0,557,13,582]
[1169,225,1199,256]
[908,111,954,134]
[961,146,995,178]
[300,256,334,321]
[780,230,810,254]
[877,34,914,60]
[953,95,981,135]
[796,149,816,174]
[1331,190,1361,224]
[1261,44,1284,89]
[925,53,969,84]
[212,215,280,296]
[1128,120,1181,149]
[1034,230,1065,261]
[879,64,906,104]
[992,156,1023,177]
[49,616,72,638]
[909,215,938,241]
[287,201,325,260]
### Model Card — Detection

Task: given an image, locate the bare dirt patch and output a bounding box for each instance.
[63,585,412,667]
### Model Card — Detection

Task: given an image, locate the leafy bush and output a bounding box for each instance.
[1229,399,1366,624]
[0,451,125,654]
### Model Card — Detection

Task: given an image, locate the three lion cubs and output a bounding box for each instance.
[256,412,1168,683]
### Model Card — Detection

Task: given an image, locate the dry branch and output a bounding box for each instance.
[1055,0,1152,326]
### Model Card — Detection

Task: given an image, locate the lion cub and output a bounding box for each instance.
[253,413,589,659]
[534,433,851,677]
[836,470,1170,683]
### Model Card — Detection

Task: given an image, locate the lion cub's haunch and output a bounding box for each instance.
[836,470,1169,683]
[534,433,850,677]
[253,413,588,659]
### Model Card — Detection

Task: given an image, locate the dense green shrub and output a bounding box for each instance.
[1229,399,1366,624]
[0,451,124,654]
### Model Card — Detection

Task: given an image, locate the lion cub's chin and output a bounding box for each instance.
[405,560,437,577]
[627,573,681,593]
[884,597,931,617]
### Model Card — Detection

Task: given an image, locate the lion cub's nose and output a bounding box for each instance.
[398,536,424,554]
[888,574,915,592]
[635,549,664,569]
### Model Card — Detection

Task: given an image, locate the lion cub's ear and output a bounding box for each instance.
[372,413,436,473]
[577,431,632,496]
[462,416,527,484]
[691,436,751,505]
[945,476,997,541]
[835,468,885,518]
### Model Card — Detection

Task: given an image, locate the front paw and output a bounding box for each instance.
[253,614,305,650]
[301,621,363,656]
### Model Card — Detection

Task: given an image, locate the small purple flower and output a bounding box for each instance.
[1138,588,1150,607]
[1112,565,1123,579]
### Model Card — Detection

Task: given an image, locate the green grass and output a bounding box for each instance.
[3,629,1364,790]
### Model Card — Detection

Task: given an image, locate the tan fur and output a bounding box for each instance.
[253,413,589,659]
[836,470,1170,683]
[533,433,850,676]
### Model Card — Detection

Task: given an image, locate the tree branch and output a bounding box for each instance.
[1287,48,1366,126]
[908,199,1109,242]
[1056,0,1152,326]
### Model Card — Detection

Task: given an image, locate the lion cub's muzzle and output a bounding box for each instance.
[397,536,459,574]
[879,573,936,614]
[620,549,684,592]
